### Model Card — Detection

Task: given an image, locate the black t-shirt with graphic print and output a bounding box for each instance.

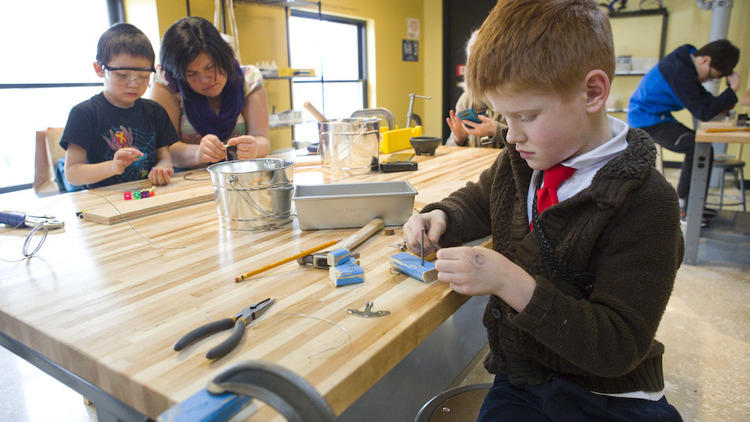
[60,93,178,188]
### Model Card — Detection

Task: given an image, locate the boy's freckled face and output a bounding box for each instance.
[487,88,591,171]
[99,54,153,108]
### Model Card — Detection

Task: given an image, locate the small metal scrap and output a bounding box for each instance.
[389,240,407,251]
[346,301,390,318]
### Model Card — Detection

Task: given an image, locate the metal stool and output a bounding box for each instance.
[414,383,491,422]
[707,158,746,211]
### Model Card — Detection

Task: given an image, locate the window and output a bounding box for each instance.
[0,1,114,192]
[288,11,367,143]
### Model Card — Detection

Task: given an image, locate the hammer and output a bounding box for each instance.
[297,218,385,268]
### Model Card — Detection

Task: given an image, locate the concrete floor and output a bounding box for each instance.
[1,168,748,421]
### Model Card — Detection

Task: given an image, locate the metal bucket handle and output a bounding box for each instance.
[228,175,290,219]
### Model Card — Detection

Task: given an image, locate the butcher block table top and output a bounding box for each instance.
[0,146,501,418]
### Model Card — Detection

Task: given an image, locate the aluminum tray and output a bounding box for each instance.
[294,181,417,230]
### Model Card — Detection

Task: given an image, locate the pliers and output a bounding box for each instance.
[0,211,65,257]
[174,298,274,360]
[0,211,64,230]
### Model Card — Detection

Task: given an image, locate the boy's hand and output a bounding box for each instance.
[226,135,260,160]
[199,134,226,163]
[462,115,498,138]
[435,246,536,311]
[446,110,469,145]
[726,72,740,91]
[403,210,448,256]
[111,147,143,175]
[148,161,174,185]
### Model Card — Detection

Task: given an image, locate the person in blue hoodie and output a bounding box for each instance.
[628,39,740,218]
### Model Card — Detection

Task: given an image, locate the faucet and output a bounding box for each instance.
[406,93,431,128]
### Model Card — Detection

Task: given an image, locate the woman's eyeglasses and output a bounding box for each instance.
[101,64,155,86]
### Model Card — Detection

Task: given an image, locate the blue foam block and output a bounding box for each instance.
[330,257,364,287]
[326,247,352,266]
[158,388,250,422]
[389,252,437,283]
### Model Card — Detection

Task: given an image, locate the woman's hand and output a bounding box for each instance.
[226,135,260,160]
[403,210,448,256]
[461,115,499,138]
[199,134,226,163]
[111,147,142,175]
[446,110,469,145]
[435,246,536,311]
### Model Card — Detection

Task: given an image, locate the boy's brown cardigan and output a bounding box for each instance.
[423,128,683,394]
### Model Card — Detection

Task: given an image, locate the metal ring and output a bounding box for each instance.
[22,225,48,258]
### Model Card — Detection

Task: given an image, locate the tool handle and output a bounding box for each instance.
[0,211,26,228]
[206,319,246,360]
[303,101,327,122]
[173,318,235,351]
[336,218,385,252]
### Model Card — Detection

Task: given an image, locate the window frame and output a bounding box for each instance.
[0,0,122,193]
[288,10,368,113]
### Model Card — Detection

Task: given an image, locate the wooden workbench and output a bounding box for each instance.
[684,122,750,264]
[0,146,500,419]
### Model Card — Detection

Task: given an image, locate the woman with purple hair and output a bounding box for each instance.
[150,16,270,168]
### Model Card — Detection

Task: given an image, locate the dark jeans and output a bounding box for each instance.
[477,374,682,422]
[640,121,713,204]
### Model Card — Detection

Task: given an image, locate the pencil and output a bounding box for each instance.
[235,239,340,282]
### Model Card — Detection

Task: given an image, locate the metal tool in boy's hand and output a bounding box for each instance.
[174,298,274,360]
[0,211,65,258]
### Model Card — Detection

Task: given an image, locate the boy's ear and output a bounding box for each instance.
[93,61,105,78]
[583,69,610,113]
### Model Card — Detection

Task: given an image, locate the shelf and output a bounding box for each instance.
[609,8,668,19]
[615,71,647,76]
[607,108,629,113]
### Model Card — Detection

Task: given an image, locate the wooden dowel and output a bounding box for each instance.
[303,101,327,122]
[235,239,340,282]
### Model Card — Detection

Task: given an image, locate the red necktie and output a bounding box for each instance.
[532,164,575,228]
[537,164,576,213]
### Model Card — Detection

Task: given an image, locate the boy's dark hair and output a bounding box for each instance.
[96,23,155,66]
[695,39,739,76]
[159,16,238,84]
[468,0,614,98]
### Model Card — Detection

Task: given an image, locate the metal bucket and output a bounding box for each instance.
[207,159,294,231]
[318,118,379,174]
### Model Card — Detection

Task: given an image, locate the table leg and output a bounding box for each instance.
[683,142,712,264]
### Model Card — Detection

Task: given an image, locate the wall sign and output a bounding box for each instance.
[402,40,419,62]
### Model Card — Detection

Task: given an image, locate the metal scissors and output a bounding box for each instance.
[0,211,65,257]
[174,298,274,360]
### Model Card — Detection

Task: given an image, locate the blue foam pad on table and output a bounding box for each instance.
[326,247,352,266]
[157,389,250,422]
[330,257,364,287]
[389,252,437,283]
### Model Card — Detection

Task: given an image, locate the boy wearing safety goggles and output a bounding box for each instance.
[60,23,177,189]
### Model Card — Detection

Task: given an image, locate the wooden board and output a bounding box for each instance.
[76,171,215,224]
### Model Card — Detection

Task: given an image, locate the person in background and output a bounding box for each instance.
[446,30,505,148]
[628,39,740,220]
[150,16,271,168]
[403,0,683,420]
[60,23,176,189]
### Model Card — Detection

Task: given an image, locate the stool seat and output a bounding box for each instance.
[415,383,491,422]
[707,158,746,212]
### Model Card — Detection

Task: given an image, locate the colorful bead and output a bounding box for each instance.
[124,192,132,200]
[133,191,141,199]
